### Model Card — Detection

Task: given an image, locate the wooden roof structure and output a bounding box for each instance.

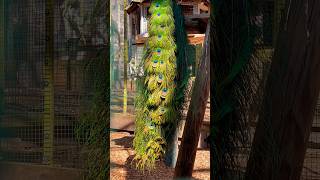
[126,0,210,13]
[125,0,210,45]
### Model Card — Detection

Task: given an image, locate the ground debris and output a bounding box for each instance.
[110,132,210,180]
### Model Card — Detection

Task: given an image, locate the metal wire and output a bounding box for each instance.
[0,0,106,169]
[233,2,320,179]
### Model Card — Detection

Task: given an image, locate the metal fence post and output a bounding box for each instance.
[43,0,54,165]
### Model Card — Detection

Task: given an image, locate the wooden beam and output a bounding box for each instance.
[174,24,210,178]
[125,3,139,14]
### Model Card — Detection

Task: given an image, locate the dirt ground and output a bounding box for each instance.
[110,132,210,180]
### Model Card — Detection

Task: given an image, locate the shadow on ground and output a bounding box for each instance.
[112,136,134,148]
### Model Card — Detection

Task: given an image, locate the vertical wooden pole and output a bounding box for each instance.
[43,0,54,165]
[174,24,210,178]
[123,0,128,113]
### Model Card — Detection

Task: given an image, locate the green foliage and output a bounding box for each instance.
[133,0,179,170]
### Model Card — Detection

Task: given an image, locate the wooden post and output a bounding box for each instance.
[174,24,210,178]
[43,0,54,165]
[246,1,320,179]
[123,0,128,113]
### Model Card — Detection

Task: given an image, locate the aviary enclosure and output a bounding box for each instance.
[0,0,320,180]
[0,0,108,179]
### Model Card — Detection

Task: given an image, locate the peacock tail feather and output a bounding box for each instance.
[133,0,178,170]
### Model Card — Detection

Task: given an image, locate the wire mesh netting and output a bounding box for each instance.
[0,0,107,169]
[0,0,319,179]
[233,1,320,179]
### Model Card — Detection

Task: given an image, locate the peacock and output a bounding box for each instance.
[133,0,178,170]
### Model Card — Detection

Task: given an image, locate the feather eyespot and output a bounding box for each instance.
[152,60,158,68]
[161,88,168,99]
[159,107,166,115]
[156,49,161,55]
[157,74,163,83]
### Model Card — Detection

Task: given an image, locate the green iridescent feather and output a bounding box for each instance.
[133,0,178,170]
